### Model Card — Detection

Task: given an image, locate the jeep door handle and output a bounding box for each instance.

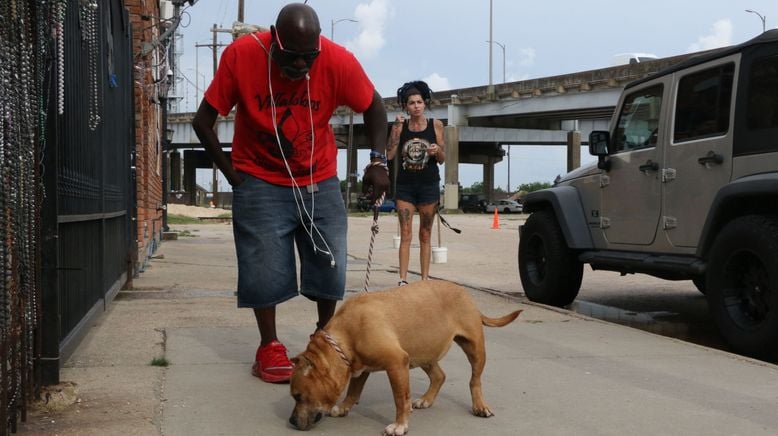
[698,150,724,166]
[639,160,659,172]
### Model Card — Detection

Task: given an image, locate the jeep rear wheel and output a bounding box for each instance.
[519,209,583,306]
[707,215,778,359]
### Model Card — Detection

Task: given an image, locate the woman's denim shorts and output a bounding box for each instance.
[395,181,440,206]
[231,174,347,308]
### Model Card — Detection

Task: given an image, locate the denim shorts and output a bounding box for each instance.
[231,174,347,308]
[395,181,440,206]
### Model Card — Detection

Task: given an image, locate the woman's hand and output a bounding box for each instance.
[393,114,405,129]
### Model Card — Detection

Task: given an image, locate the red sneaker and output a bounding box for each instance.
[252,340,293,383]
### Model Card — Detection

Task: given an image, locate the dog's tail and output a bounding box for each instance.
[481,310,522,327]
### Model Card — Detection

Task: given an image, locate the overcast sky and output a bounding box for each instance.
[174,0,777,191]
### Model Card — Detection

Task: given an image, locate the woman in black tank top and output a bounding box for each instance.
[387,81,446,287]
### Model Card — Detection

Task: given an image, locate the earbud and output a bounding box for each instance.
[330,259,335,268]
[305,72,310,80]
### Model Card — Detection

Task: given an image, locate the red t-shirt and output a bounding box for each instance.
[204,32,375,186]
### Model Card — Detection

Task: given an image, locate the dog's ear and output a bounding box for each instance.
[293,355,315,370]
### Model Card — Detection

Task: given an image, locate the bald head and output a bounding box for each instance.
[276,3,321,40]
[271,3,322,80]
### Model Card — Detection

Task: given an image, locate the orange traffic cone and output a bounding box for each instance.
[491,208,500,229]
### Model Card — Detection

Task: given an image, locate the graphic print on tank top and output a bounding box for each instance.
[402,137,430,171]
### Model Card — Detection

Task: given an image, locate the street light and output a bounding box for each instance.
[488,0,493,88]
[486,40,506,83]
[331,18,357,40]
[745,9,766,33]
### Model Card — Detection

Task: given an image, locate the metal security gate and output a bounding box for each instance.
[39,0,135,385]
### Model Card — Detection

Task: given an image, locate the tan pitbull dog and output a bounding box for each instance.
[288,280,521,435]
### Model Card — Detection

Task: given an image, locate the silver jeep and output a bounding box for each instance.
[518,30,778,359]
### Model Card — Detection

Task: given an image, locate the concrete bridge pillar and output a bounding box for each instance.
[170,151,181,191]
[567,131,581,172]
[447,94,468,127]
[562,120,581,172]
[484,156,496,202]
[444,95,467,211]
[184,152,197,205]
[443,125,459,210]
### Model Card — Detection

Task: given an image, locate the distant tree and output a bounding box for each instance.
[517,181,552,193]
[341,179,364,197]
[463,181,484,194]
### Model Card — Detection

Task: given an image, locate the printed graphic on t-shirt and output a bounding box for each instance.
[402,138,430,171]
[254,90,321,112]
[252,91,322,177]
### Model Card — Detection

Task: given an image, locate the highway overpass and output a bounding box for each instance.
[166,52,693,208]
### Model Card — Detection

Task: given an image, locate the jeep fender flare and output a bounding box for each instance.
[522,186,593,249]
[697,173,778,258]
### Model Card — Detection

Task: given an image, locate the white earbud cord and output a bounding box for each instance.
[266,49,335,264]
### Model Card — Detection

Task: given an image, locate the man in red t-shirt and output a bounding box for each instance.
[192,3,389,384]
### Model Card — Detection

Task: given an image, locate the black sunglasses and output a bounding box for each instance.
[272,27,321,63]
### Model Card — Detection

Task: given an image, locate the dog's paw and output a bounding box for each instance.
[383,422,408,435]
[472,404,494,418]
[329,405,349,417]
[412,398,431,409]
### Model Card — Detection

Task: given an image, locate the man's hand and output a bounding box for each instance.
[362,163,389,203]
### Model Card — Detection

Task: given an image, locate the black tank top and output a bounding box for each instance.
[395,118,440,185]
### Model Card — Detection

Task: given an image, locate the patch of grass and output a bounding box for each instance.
[174,229,196,237]
[167,214,201,225]
[150,356,170,367]
[217,212,233,218]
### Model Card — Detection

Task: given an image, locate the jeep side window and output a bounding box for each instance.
[673,63,734,142]
[747,55,778,130]
[611,84,663,153]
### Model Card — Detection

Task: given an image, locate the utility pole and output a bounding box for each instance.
[210,23,218,207]
[195,24,229,208]
[507,146,511,193]
[203,0,245,206]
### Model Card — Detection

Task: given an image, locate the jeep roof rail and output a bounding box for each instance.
[626,29,778,90]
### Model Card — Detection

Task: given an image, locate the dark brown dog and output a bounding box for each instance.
[288,280,521,435]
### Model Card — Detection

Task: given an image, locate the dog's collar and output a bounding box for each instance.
[320,330,351,368]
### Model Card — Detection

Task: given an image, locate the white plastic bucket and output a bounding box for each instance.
[432,246,448,264]
[393,235,401,248]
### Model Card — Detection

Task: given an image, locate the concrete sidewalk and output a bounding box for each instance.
[19,215,778,435]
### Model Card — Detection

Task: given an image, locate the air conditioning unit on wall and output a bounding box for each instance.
[160,0,174,21]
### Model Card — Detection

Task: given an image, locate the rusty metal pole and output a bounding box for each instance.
[211,24,219,207]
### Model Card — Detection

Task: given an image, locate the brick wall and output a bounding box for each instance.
[126,0,164,272]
